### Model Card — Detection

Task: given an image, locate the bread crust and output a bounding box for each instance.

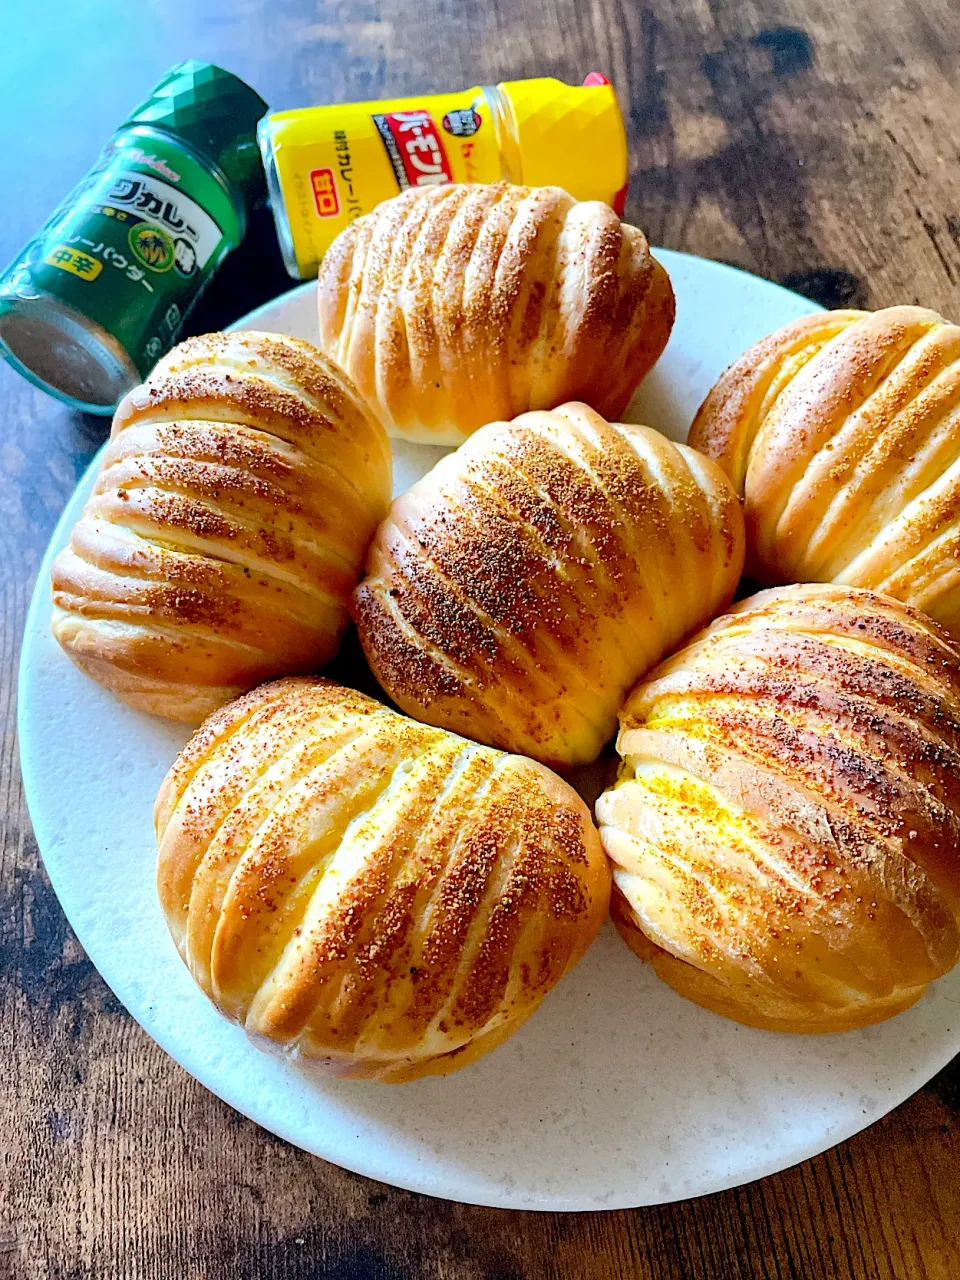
[155,677,611,1081]
[51,331,391,722]
[689,305,960,638]
[596,582,960,1032]
[354,401,745,767]
[317,182,675,445]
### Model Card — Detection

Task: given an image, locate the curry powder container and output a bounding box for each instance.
[0,61,268,414]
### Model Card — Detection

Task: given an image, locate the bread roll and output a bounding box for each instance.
[317,182,675,445]
[51,332,391,723]
[596,583,960,1033]
[354,402,745,768]
[155,677,610,1081]
[689,305,960,638]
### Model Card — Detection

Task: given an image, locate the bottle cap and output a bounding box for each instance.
[123,61,269,210]
[497,75,629,212]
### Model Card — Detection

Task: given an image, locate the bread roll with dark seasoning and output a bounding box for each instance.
[689,305,960,639]
[317,182,675,445]
[354,402,745,768]
[155,677,611,1082]
[596,583,960,1033]
[51,331,391,723]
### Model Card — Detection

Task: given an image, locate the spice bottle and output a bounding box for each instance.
[259,73,628,280]
[0,61,268,414]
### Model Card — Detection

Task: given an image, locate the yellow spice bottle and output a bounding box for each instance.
[258,74,629,279]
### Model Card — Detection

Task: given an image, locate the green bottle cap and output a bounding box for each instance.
[123,61,269,210]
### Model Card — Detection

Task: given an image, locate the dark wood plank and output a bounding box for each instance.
[2,0,960,1276]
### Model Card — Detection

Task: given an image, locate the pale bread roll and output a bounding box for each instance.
[317,182,675,445]
[155,677,611,1082]
[51,331,391,723]
[689,305,960,638]
[354,402,744,767]
[596,583,960,1033]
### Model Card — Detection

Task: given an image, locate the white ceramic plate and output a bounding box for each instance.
[19,250,960,1211]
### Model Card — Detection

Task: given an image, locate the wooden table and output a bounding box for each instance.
[3,1,959,1276]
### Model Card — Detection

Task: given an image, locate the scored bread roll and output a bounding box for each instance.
[51,331,391,723]
[596,583,960,1033]
[317,181,675,445]
[155,677,611,1082]
[354,402,744,768]
[689,305,960,638]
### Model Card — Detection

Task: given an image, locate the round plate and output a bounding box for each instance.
[19,250,960,1211]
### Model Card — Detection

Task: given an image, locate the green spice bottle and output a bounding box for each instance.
[0,61,268,414]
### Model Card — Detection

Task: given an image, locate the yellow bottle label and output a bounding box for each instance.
[265,89,504,277]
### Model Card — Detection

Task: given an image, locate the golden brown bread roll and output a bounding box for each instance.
[354,401,745,768]
[596,583,960,1033]
[155,677,610,1081]
[316,182,675,445]
[689,305,960,638]
[51,331,391,723]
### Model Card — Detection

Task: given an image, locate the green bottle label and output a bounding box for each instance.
[3,130,242,378]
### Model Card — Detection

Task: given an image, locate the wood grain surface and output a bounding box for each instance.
[2,0,960,1276]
